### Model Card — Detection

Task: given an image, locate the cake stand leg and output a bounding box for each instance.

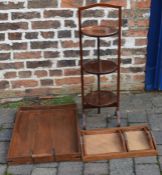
[97,36,101,114]
[82,112,87,130]
[97,107,101,114]
[114,109,121,127]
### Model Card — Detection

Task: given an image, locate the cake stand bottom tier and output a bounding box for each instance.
[84,90,117,107]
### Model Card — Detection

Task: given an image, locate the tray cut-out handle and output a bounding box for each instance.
[150,131,157,150]
[118,130,129,152]
[30,148,56,163]
[143,128,154,149]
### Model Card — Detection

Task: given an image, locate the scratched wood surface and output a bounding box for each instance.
[8,104,81,165]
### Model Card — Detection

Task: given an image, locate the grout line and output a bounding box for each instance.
[108,160,110,175]
[81,162,84,175]
[132,158,137,175]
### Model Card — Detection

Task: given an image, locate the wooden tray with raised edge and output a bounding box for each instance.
[81,125,158,161]
[8,104,81,165]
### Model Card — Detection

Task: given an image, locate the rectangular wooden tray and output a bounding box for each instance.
[81,125,158,161]
[8,104,81,165]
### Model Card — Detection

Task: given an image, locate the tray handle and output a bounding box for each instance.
[143,128,155,150]
[118,130,129,152]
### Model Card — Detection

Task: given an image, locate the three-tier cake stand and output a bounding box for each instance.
[78,3,122,129]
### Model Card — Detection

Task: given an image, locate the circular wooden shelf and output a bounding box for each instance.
[84,91,117,107]
[81,25,118,37]
[83,60,117,75]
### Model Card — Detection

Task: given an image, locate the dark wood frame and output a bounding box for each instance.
[78,3,122,129]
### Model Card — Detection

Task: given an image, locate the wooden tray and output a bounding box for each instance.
[8,104,81,165]
[81,125,158,161]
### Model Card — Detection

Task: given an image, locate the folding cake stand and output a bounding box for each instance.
[78,3,122,129]
[7,3,158,165]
